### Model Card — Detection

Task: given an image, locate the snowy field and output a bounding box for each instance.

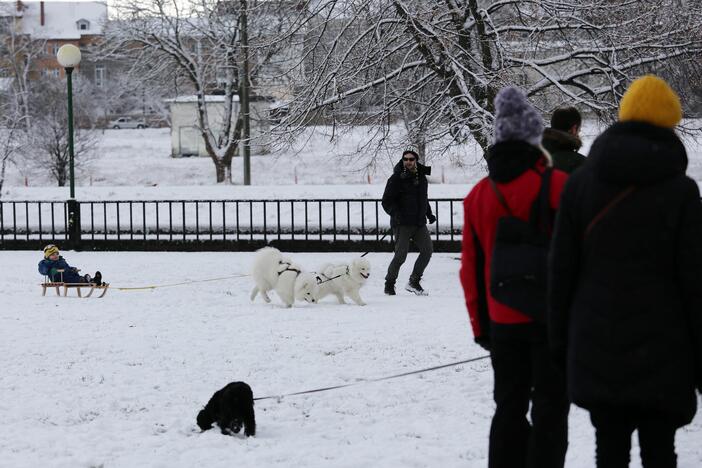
[4,121,702,201]
[1,251,701,467]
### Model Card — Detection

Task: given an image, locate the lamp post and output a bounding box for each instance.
[57,44,82,242]
[240,0,251,185]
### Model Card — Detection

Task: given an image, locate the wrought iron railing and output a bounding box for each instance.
[0,199,464,251]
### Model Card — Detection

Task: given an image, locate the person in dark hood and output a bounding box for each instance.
[381,146,435,296]
[460,86,570,468]
[542,107,586,174]
[549,75,702,468]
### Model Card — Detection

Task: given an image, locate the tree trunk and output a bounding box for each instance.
[57,165,67,187]
[214,158,234,184]
[408,130,427,164]
[215,160,226,183]
[0,157,6,195]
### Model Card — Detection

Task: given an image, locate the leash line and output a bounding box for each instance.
[361,232,390,257]
[253,354,491,401]
[115,274,249,291]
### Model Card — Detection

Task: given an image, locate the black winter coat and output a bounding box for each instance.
[382,160,434,227]
[542,128,586,174]
[549,121,702,426]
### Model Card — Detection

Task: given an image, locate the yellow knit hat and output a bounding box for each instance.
[618,75,682,128]
[43,244,59,258]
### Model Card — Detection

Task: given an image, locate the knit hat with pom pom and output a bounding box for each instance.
[492,86,544,147]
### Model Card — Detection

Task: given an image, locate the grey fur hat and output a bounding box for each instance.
[492,86,544,146]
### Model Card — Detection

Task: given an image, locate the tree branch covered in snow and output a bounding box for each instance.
[280,0,702,155]
[0,3,47,132]
[100,0,303,183]
[0,100,24,196]
[20,80,98,187]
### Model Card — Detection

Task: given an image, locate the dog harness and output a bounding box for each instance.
[277,261,301,277]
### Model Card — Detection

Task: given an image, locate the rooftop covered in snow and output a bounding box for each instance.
[18,1,107,40]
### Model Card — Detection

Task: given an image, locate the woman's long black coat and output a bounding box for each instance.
[548,121,702,426]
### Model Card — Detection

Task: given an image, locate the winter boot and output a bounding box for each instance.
[83,273,92,284]
[405,277,428,296]
[93,271,102,286]
[384,281,396,296]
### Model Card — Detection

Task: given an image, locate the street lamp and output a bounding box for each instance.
[57,44,81,242]
[56,44,81,198]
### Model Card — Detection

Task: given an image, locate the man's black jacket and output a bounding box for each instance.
[382,160,433,227]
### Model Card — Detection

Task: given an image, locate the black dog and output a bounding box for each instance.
[196,381,256,437]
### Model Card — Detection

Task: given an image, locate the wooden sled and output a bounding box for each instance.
[41,269,110,298]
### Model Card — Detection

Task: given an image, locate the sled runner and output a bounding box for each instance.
[41,269,109,298]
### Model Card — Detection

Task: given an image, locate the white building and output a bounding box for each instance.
[17,0,107,39]
[167,95,271,158]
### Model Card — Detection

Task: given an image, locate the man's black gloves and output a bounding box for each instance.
[427,213,436,224]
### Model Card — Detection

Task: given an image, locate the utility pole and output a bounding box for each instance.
[240,0,251,185]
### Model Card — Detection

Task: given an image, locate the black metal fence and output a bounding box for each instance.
[0,199,464,252]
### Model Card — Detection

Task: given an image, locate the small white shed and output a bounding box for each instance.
[167,95,271,158]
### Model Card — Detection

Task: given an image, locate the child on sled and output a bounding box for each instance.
[38,244,103,285]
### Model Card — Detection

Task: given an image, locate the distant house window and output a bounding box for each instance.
[41,69,60,78]
[95,64,106,88]
[76,19,90,31]
[48,43,59,55]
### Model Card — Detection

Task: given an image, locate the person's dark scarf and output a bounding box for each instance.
[400,166,420,185]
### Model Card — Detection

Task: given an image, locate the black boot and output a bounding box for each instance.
[406,277,428,296]
[93,271,102,286]
[384,281,396,296]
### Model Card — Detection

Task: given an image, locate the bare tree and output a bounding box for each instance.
[0,2,46,132]
[101,0,300,183]
[22,80,98,187]
[281,0,702,155]
[0,98,24,195]
[80,41,178,128]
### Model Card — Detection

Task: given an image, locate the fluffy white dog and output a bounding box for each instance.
[314,258,371,306]
[250,247,319,307]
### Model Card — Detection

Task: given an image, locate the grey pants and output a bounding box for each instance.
[385,225,433,284]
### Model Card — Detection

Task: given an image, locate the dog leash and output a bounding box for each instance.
[314,264,351,285]
[115,274,249,291]
[253,354,491,401]
[360,232,390,257]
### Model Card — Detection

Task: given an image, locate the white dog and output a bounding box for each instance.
[314,258,371,306]
[250,247,319,307]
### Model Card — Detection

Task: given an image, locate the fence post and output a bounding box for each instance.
[67,199,81,245]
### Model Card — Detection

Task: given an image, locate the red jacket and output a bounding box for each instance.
[460,149,568,339]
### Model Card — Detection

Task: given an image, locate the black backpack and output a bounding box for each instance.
[488,169,553,322]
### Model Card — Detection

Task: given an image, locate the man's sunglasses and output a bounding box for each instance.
[403,157,416,162]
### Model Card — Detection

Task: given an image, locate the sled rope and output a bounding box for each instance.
[253,354,491,401]
[116,274,249,291]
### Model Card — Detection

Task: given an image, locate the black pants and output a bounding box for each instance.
[384,225,433,284]
[488,323,569,468]
[589,410,678,468]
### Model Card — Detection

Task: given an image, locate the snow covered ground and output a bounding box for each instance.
[4,121,702,201]
[2,126,488,195]
[1,251,701,467]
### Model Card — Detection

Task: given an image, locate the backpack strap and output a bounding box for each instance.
[488,178,513,216]
[583,186,636,239]
[529,168,553,233]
